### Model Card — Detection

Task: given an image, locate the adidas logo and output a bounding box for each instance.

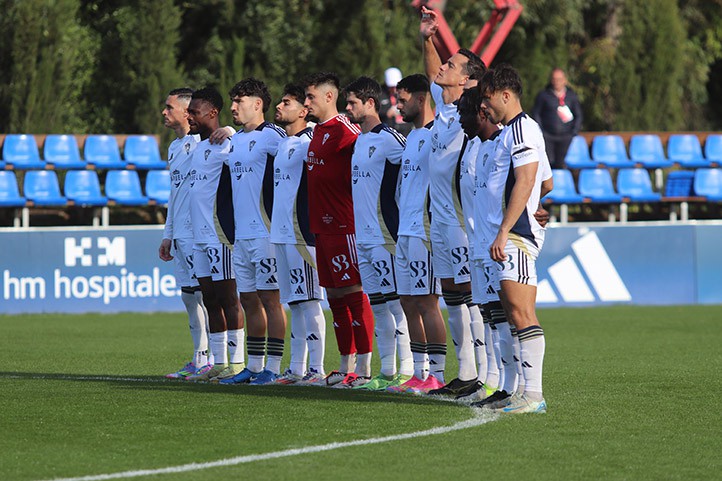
[473,339,485,347]
[500,358,509,365]
[394,329,404,336]
[266,275,277,284]
[351,320,361,327]
[340,273,350,281]
[414,279,426,289]
[513,355,519,362]
[521,361,533,368]
[486,285,495,294]
[457,266,471,276]
[290,333,295,339]
[306,334,319,341]
[210,266,219,274]
[537,231,631,304]
[294,286,304,295]
[429,360,437,365]
[380,278,391,287]
[452,340,458,346]
[228,341,237,347]
[333,322,339,328]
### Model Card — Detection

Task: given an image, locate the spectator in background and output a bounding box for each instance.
[379,67,412,136]
[531,68,583,169]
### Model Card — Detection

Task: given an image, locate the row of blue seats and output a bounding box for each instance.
[543,168,722,205]
[0,134,166,170]
[565,134,722,169]
[0,170,169,208]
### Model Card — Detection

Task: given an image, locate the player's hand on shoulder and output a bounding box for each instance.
[209,126,234,145]
[419,6,439,39]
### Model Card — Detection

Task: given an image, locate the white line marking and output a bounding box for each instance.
[38,412,495,481]
[5,373,498,481]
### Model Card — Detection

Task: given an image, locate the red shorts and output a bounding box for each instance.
[314,233,362,288]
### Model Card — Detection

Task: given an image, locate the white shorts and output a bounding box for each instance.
[172,239,198,288]
[275,243,324,304]
[233,237,279,293]
[395,235,441,296]
[193,242,234,282]
[472,258,500,304]
[495,237,540,287]
[357,244,397,295]
[430,222,471,284]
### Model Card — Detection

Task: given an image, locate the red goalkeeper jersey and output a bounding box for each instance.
[306,114,360,234]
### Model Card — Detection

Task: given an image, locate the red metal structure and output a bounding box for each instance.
[410,0,523,66]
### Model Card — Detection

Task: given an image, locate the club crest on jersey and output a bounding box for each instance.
[230,144,234,153]
[322,133,330,145]
[483,153,489,165]
[448,117,455,128]
[418,139,425,151]
[184,143,190,154]
[249,140,256,151]
[288,148,295,160]
[204,149,211,160]
[368,146,376,158]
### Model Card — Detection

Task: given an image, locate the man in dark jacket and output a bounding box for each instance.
[531,68,583,169]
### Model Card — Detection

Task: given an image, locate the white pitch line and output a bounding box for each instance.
[37,412,496,481]
[6,373,497,481]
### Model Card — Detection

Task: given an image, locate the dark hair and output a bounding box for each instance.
[282,83,307,104]
[458,86,482,115]
[192,87,223,111]
[396,74,430,94]
[229,77,272,113]
[479,63,523,97]
[168,88,194,102]
[342,76,382,112]
[302,72,340,91]
[458,48,487,78]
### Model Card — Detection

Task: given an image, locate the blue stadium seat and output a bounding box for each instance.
[591,135,634,168]
[2,134,46,169]
[564,135,597,169]
[43,135,86,169]
[84,135,126,169]
[704,134,722,166]
[64,170,107,206]
[578,168,623,203]
[124,135,166,170]
[542,169,585,204]
[145,169,170,204]
[23,170,67,206]
[667,134,709,168]
[616,168,661,202]
[664,170,695,197]
[0,171,27,207]
[629,135,672,169]
[105,170,148,205]
[693,168,722,201]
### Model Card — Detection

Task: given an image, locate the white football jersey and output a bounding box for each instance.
[351,123,406,245]
[459,135,480,235]
[428,82,466,227]
[471,130,502,259]
[164,134,199,240]
[189,138,233,245]
[228,122,286,240]
[397,121,434,239]
[476,113,552,250]
[270,127,314,245]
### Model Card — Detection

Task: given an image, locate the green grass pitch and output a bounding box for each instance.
[1,306,720,481]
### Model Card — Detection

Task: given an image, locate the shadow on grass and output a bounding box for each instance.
[0,371,463,408]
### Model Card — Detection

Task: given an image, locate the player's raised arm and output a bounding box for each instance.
[420,6,442,82]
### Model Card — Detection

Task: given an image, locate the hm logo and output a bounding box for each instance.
[537,230,631,304]
[64,237,126,267]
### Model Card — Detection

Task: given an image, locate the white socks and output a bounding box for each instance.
[371,299,397,377]
[182,291,208,365]
[300,300,326,375]
[289,303,308,376]
[209,330,228,365]
[387,297,413,376]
